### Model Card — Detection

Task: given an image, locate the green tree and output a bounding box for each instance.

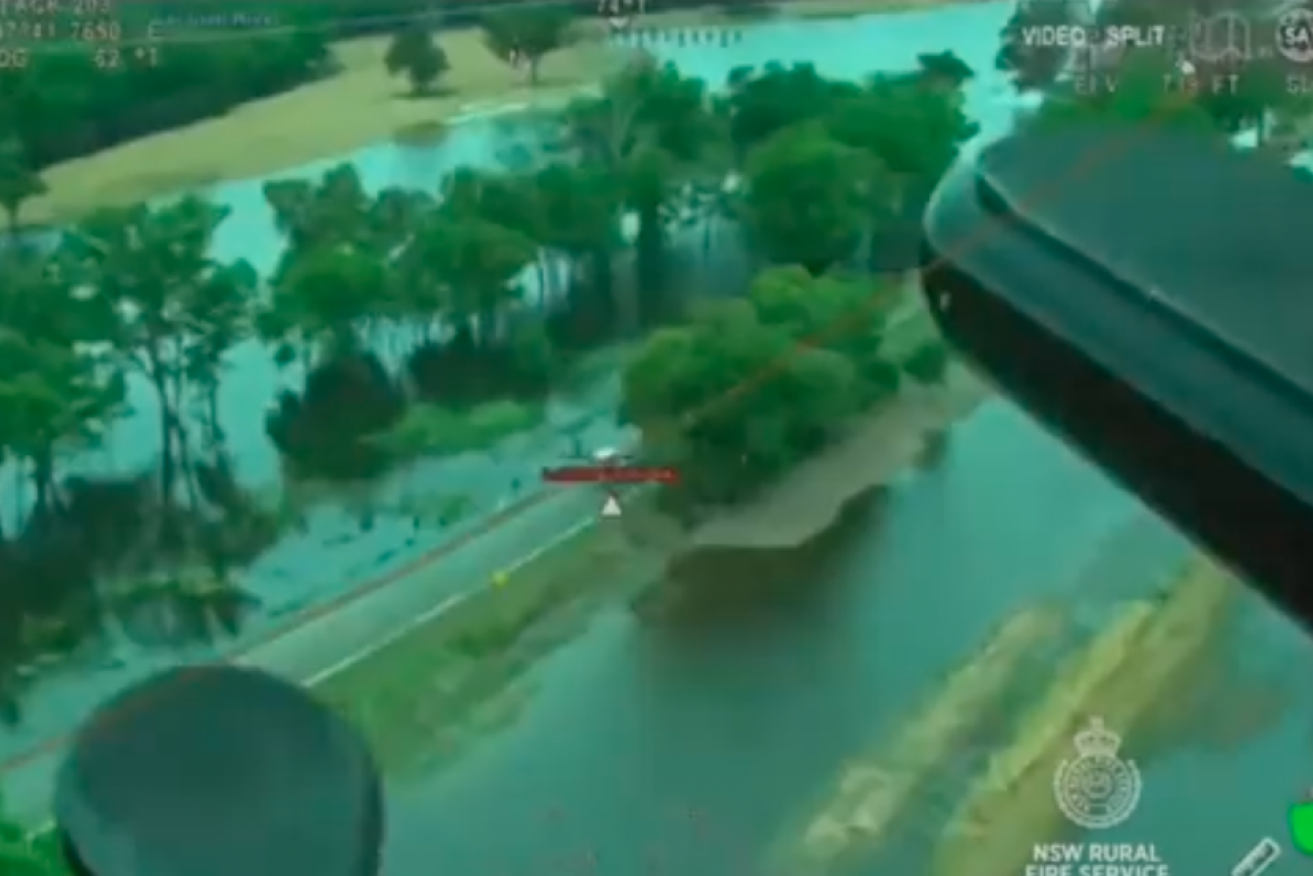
[440,167,544,242]
[995,0,1076,92]
[748,266,899,403]
[267,245,387,358]
[482,6,576,84]
[0,332,123,518]
[0,138,44,234]
[183,260,259,454]
[399,213,537,349]
[0,252,117,712]
[837,72,978,185]
[622,268,898,507]
[0,818,66,876]
[264,164,373,253]
[384,26,449,95]
[562,59,718,308]
[825,72,976,269]
[368,186,435,254]
[61,197,255,521]
[742,123,870,275]
[0,222,265,712]
[722,62,974,273]
[261,165,389,372]
[532,162,622,337]
[623,297,860,506]
[914,50,975,90]
[0,247,123,517]
[720,62,857,160]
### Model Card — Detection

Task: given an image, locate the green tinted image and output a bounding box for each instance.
[1288,801,1313,855]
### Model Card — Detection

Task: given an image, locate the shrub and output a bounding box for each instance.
[902,341,951,385]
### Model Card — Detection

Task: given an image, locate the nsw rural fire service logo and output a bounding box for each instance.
[1052,717,1142,830]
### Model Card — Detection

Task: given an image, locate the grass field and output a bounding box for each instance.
[27,30,618,226]
[26,0,978,225]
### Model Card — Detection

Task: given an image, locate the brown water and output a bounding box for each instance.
[379,401,1313,876]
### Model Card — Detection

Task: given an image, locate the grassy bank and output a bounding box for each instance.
[314,494,670,776]
[28,0,976,225]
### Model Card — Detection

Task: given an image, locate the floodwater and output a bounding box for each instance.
[6,1,1313,871]
[366,7,1307,876]
[381,397,1313,876]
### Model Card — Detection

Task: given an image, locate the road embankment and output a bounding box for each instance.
[769,606,1069,876]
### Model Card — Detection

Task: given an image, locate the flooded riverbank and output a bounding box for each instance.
[0,0,1026,769]
[6,3,1313,872]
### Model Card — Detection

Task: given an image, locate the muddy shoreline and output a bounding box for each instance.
[632,366,989,618]
[691,366,987,551]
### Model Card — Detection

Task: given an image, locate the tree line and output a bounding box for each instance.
[0,4,330,171]
[0,0,588,174]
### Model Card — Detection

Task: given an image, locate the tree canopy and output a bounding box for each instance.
[481,5,577,83]
[384,26,450,94]
[0,4,330,171]
[621,268,902,508]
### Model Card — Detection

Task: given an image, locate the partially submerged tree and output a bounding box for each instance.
[561,59,719,310]
[62,197,258,525]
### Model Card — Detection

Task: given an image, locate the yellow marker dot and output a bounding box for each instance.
[492,571,509,588]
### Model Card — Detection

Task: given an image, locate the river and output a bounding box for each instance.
[9,1,1313,870]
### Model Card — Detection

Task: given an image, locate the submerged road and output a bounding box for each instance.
[0,482,615,824]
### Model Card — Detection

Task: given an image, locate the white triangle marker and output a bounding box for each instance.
[601,493,623,518]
